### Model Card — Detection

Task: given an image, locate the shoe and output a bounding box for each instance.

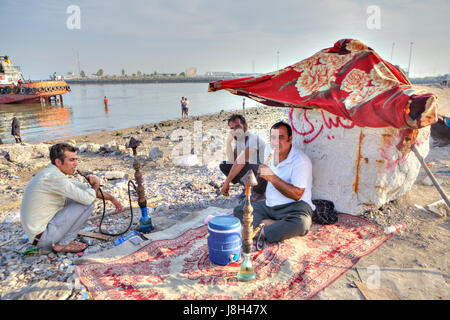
[52,241,87,253]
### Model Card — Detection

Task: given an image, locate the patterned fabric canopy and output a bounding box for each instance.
[209,39,438,129]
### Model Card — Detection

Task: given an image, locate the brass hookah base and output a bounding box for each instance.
[237,170,263,282]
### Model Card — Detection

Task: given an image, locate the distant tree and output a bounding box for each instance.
[137,71,142,77]
[96,69,104,77]
[80,70,86,78]
[121,68,126,76]
[179,72,186,77]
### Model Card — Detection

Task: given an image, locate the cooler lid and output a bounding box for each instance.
[208,216,241,231]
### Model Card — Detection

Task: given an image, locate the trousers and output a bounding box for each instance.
[233,200,313,243]
[36,199,95,249]
[219,161,267,195]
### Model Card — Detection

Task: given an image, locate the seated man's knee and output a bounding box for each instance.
[233,204,244,220]
[295,215,312,237]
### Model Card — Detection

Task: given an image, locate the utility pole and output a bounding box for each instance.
[277,51,280,70]
[76,51,81,77]
[407,42,414,77]
[390,42,395,63]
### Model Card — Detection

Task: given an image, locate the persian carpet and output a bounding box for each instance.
[76,214,392,300]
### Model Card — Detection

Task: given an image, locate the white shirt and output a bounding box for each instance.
[264,146,315,210]
[20,164,96,239]
[226,131,266,165]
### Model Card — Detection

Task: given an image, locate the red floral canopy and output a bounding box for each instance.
[209,39,438,130]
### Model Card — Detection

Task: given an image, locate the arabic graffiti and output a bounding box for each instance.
[289,108,355,144]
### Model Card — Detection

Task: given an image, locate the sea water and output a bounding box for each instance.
[0,82,259,143]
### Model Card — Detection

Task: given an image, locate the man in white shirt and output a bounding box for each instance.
[20,143,123,253]
[234,121,315,243]
[220,114,266,201]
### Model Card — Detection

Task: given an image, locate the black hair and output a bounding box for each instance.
[271,121,292,138]
[228,114,247,125]
[49,143,79,165]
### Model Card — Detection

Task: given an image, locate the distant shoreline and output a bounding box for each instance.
[65,76,238,85]
[64,77,449,87]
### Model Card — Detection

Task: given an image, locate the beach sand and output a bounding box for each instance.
[0,85,448,300]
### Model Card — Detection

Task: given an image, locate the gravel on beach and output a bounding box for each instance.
[0,106,289,299]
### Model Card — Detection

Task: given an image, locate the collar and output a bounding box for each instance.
[272,145,296,168]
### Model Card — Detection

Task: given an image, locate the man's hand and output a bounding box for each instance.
[111,198,124,214]
[258,164,274,182]
[87,175,100,190]
[220,181,230,197]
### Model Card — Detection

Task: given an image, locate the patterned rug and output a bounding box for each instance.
[76,213,392,300]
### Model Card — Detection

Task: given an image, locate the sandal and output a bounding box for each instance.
[53,241,87,253]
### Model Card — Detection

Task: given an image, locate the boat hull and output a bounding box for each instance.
[0,80,70,104]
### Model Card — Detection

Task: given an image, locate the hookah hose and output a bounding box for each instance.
[77,170,134,237]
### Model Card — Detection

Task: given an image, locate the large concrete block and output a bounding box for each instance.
[289,108,430,215]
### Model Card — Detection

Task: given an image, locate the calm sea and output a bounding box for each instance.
[0,82,259,143]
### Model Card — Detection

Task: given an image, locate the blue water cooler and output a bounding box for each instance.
[207,216,242,266]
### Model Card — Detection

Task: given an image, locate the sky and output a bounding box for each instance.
[1,0,449,80]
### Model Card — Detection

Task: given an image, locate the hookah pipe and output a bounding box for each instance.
[126,137,154,233]
[236,153,272,281]
[76,169,133,236]
[237,169,264,281]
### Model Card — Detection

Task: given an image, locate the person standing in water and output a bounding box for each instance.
[11,116,22,144]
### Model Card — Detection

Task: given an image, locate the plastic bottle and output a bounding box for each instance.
[384,224,406,234]
[114,230,138,246]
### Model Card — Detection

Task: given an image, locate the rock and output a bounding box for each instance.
[148,147,163,160]
[421,176,439,186]
[32,144,50,158]
[290,108,430,215]
[103,141,120,152]
[5,148,32,163]
[173,154,199,167]
[86,143,101,153]
[104,171,126,180]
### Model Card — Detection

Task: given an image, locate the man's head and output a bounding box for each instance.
[270,121,293,154]
[228,114,248,139]
[49,143,79,175]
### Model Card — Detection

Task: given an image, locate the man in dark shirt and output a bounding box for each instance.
[11,117,22,143]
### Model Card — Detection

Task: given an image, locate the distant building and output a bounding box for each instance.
[63,72,78,80]
[205,71,233,77]
[186,67,197,77]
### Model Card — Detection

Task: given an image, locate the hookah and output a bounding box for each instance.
[237,169,264,282]
[76,136,153,239]
[126,136,154,233]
